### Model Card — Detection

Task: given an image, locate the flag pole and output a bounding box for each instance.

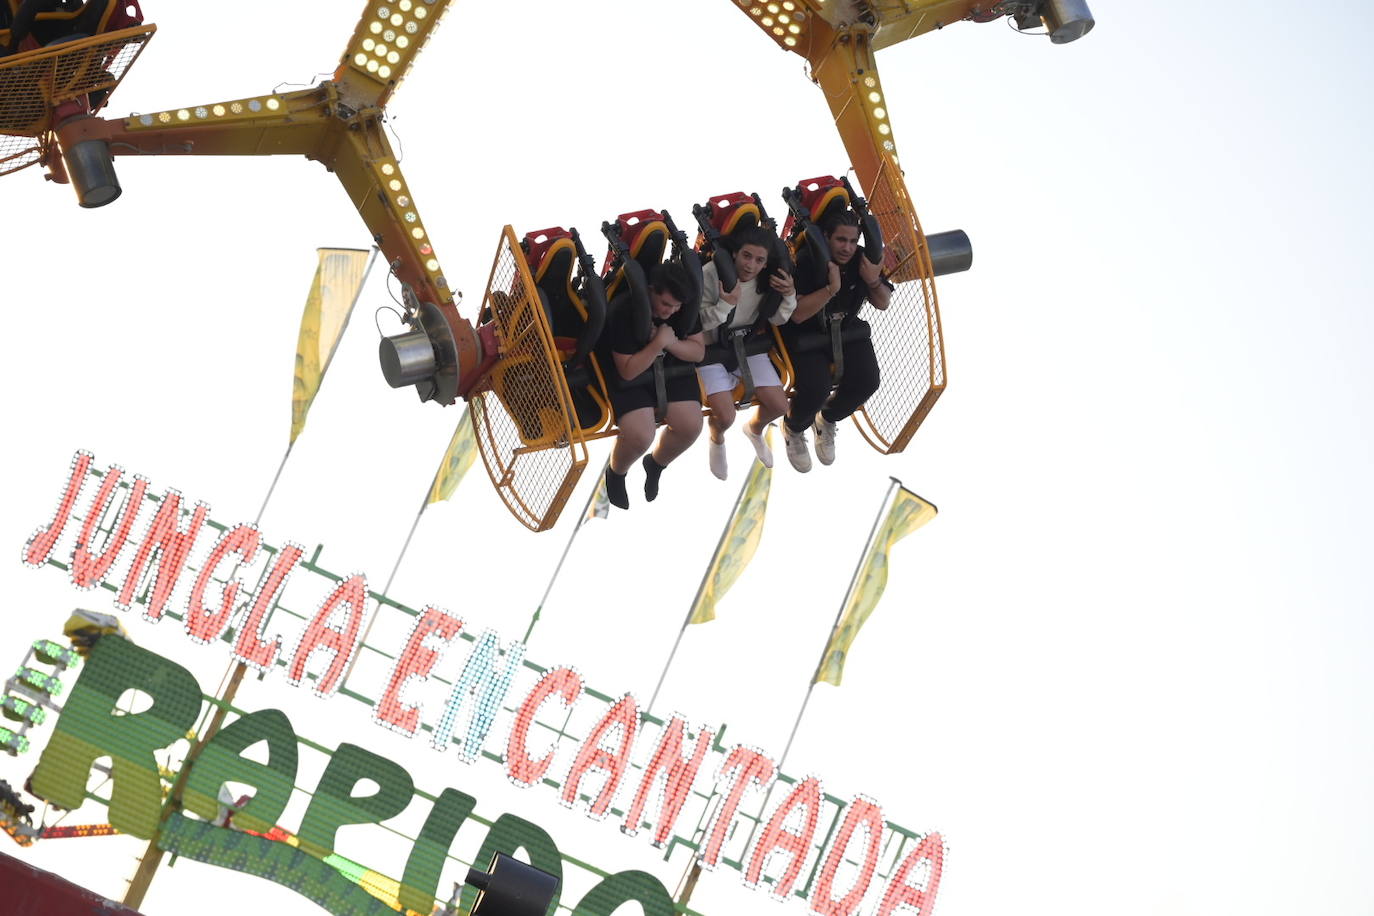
[523,455,611,643]
[646,462,753,717]
[124,248,378,910]
[676,478,906,910]
[777,476,900,770]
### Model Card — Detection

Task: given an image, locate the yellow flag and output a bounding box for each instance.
[584,472,610,524]
[290,248,372,445]
[428,405,479,505]
[814,487,937,686]
[688,429,775,625]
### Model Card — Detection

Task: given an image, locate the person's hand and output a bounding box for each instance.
[858,255,882,288]
[825,261,842,296]
[719,282,741,307]
[653,323,678,349]
[769,269,795,297]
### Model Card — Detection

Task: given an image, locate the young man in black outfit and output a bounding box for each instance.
[604,262,705,508]
[781,211,892,472]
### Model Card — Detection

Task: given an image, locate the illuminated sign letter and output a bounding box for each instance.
[699,745,775,869]
[746,776,823,898]
[297,742,414,857]
[234,542,304,672]
[116,490,210,622]
[621,715,713,845]
[182,708,299,834]
[562,694,638,819]
[184,524,261,644]
[30,636,201,838]
[376,606,463,736]
[23,450,93,567]
[809,796,885,916]
[70,466,147,589]
[287,573,367,698]
[431,630,525,761]
[876,832,945,916]
[505,666,582,786]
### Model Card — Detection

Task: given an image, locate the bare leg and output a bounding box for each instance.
[652,401,704,466]
[612,408,655,473]
[706,392,736,443]
[749,385,789,433]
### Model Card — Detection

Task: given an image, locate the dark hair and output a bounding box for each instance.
[648,261,691,305]
[820,210,860,238]
[725,225,774,254]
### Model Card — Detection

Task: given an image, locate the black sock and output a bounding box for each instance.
[605,467,629,510]
[642,454,666,502]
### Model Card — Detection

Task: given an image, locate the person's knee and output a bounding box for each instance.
[668,405,703,439]
[616,416,654,455]
[710,400,736,430]
[758,386,788,418]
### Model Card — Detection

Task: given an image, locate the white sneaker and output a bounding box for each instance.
[783,424,812,473]
[741,422,773,468]
[813,416,836,466]
[708,438,728,480]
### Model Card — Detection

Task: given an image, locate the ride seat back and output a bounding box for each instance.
[522,226,611,435]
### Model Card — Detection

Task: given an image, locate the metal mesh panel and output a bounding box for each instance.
[852,154,947,453]
[471,227,588,531]
[0,25,154,137]
[0,131,42,176]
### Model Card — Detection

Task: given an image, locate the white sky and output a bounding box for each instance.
[2,1,1372,914]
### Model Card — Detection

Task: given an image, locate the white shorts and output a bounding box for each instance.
[697,353,782,396]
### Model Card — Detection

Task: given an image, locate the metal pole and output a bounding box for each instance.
[709,476,899,903]
[522,456,610,643]
[778,476,899,768]
[647,463,753,716]
[125,248,378,909]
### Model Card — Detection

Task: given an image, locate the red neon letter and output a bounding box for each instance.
[70,467,147,589]
[115,491,209,622]
[184,524,261,644]
[809,796,885,916]
[746,776,823,898]
[505,667,582,786]
[233,543,303,672]
[621,716,714,845]
[699,746,775,869]
[287,573,367,698]
[374,607,464,736]
[876,832,945,916]
[561,694,638,819]
[24,451,94,567]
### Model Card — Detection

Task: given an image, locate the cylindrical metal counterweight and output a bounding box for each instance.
[62,139,121,208]
[925,230,973,277]
[379,329,437,388]
[1042,0,1094,44]
[466,853,560,916]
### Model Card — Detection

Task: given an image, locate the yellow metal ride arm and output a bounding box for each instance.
[727,0,993,451]
[48,0,482,403]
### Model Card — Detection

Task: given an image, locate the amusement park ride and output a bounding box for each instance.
[2,2,1094,912]
[1,0,1092,533]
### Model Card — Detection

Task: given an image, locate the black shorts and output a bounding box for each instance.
[610,374,701,419]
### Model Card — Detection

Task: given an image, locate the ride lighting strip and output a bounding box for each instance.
[732,0,812,49]
[338,0,451,105]
[125,94,287,128]
[32,466,934,908]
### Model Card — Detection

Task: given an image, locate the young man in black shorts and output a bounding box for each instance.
[604,262,705,508]
[781,211,891,472]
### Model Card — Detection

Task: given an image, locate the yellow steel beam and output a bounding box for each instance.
[334,0,453,110]
[56,80,478,394]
